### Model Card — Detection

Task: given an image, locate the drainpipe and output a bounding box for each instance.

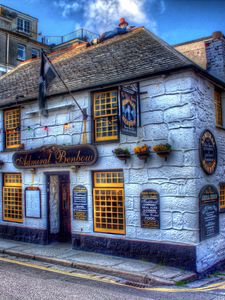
[5,32,9,73]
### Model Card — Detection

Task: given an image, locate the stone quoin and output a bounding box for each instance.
[0,23,225,274]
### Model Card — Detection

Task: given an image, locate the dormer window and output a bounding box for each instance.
[17,17,31,34]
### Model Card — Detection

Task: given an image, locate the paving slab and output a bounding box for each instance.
[0,240,26,249]
[21,246,73,258]
[113,260,157,273]
[151,266,185,279]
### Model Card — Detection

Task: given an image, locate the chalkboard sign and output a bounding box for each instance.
[140,189,160,228]
[199,185,219,241]
[73,185,88,220]
[25,187,41,218]
[200,130,217,175]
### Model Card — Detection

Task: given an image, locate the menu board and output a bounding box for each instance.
[25,187,41,218]
[199,185,219,241]
[140,189,160,228]
[200,130,217,175]
[73,185,88,220]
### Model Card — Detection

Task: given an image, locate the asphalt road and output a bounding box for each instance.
[0,258,224,300]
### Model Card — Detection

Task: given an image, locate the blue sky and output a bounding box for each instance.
[1,0,225,44]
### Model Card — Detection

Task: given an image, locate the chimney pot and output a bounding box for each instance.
[212,31,223,39]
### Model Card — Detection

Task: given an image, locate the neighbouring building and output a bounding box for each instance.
[0,27,225,274]
[0,4,98,76]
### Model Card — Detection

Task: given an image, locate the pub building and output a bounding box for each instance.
[0,26,225,274]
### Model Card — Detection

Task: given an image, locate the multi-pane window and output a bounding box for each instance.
[4,108,21,149]
[93,171,125,234]
[3,173,23,223]
[93,90,119,142]
[31,48,40,59]
[17,18,31,34]
[17,44,26,61]
[220,183,225,210]
[214,90,223,127]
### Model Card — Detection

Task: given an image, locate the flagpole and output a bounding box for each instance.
[42,50,88,120]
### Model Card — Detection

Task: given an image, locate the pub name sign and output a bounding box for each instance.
[13,144,98,169]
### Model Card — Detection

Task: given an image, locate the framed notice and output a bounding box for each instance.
[73,185,88,220]
[199,185,219,241]
[140,189,160,229]
[199,130,217,175]
[120,83,138,136]
[25,187,41,219]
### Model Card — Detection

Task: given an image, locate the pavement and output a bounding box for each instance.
[0,238,197,286]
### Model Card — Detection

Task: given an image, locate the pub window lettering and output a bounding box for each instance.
[4,108,21,149]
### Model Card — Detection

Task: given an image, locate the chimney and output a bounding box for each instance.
[205,31,225,82]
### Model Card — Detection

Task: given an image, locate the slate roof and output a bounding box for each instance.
[0,27,222,107]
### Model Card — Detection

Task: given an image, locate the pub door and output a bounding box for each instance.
[47,173,71,242]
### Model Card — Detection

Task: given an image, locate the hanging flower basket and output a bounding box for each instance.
[113,148,131,163]
[153,143,172,160]
[134,144,150,162]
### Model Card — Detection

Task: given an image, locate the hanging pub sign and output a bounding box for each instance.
[199,185,219,241]
[140,189,160,229]
[73,185,88,220]
[25,187,41,219]
[120,83,138,136]
[199,130,217,175]
[13,144,98,169]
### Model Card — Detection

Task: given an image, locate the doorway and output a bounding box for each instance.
[46,173,71,242]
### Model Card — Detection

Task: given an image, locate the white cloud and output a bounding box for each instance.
[53,0,165,34]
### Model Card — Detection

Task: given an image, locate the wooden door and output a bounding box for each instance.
[59,175,71,241]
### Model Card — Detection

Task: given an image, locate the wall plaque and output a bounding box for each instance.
[199,185,219,241]
[120,83,138,136]
[140,189,160,229]
[13,144,98,169]
[25,187,41,218]
[73,185,88,220]
[200,130,217,175]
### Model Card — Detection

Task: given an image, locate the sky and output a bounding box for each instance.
[1,0,225,44]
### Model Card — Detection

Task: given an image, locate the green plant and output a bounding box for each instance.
[113,147,130,156]
[153,143,171,152]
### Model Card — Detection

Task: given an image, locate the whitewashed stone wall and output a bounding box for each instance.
[0,70,214,250]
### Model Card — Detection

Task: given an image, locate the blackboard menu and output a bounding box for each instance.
[140,189,160,229]
[25,187,41,218]
[199,185,219,241]
[73,185,88,220]
[200,130,217,175]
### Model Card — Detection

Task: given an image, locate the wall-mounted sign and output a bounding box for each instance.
[199,185,219,241]
[199,130,217,175]
[140,189,160,229]
[25,187,41,218]
[73,185,88,220]
[13,144,98,169]
[120,83,138,136]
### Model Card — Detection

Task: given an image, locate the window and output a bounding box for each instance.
[214,89,223,127]
[17,18,31,34]
[4,108,21,149]
[17,44,26,61]
[93,90,119,142]
[93,171,125,234]
[220,183,225,210]
[3,173,23,223]
[31,48,40,59]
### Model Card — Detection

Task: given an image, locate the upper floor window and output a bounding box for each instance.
[4,108,21,149]
[214,89,223,127]
[220,183,225,210]
[17,44,26,61]
[31,48,40,59]
[93,90,119,142]
[17,18,31,34]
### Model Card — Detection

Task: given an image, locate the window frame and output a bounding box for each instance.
[3,107,21,150]
[17,44,26,61]
[92,88,120,144]
[31,48,40,59]
[214,89,224,128]
[92,170,125,235]
[17,17,31,35]
[2,173,23,223]
[219,183,225,212]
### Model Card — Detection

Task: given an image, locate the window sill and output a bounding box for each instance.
[2,145,24,152]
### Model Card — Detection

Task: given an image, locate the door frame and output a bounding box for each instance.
[45,171,71,243]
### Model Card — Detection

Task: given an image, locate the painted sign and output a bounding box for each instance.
[200,130,217,175]
[199,185,219,241]
[73,185,88,220]
[140,189,160,229]
[13,144,98,169]
[25,187,41,218]
[120,83,138,136]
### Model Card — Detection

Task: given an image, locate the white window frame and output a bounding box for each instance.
[17,44,26,61]
[17,17,31,34]
[31,48,40,59]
